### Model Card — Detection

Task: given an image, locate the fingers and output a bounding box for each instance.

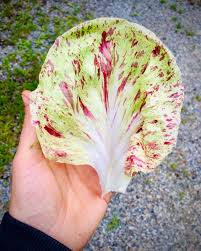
[14,90,42,163]
[20,90,37,147]
[103,192,113,204]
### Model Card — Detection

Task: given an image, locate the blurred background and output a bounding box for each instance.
[0,0,201,250]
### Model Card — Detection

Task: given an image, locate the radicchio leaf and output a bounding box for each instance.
[30,17,184,196]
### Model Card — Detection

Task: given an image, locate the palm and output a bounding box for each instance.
[9,91,112,251]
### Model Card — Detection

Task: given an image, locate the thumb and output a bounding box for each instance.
[16,90,41,158]
[22,90,31,118]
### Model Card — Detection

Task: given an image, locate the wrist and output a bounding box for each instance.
[2,212,71,251]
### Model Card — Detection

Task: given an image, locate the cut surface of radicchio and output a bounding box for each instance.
[30,17,184,196]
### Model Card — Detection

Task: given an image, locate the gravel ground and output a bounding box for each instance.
[1,0,201,250]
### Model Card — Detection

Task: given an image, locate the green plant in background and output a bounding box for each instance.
[170,3,177,11]
[178,191,185,201]
[170,163,178,171]
[181,106,187,113]
[175,22,182,30]
[171,16,177,22]
[185,30,195,37]
[107,215,120,231]
[195,95,201,102]
[181,114,195,125]
[130,3,139,17]
[84,11,95,20]
[169,3,185,14]
[182,168,190,177]
[131,12,139,17]
[70,2,81,15]
[160,0,167,4]
[175,21,183,33]
[178,8,185,14]
[0,0,94,175]
[144,178,152,185]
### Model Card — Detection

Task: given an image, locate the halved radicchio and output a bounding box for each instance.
[30,17,184,196]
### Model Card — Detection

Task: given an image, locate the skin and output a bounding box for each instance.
[9,90,112,251]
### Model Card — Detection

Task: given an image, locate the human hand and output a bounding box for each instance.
[9,90,112,251]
